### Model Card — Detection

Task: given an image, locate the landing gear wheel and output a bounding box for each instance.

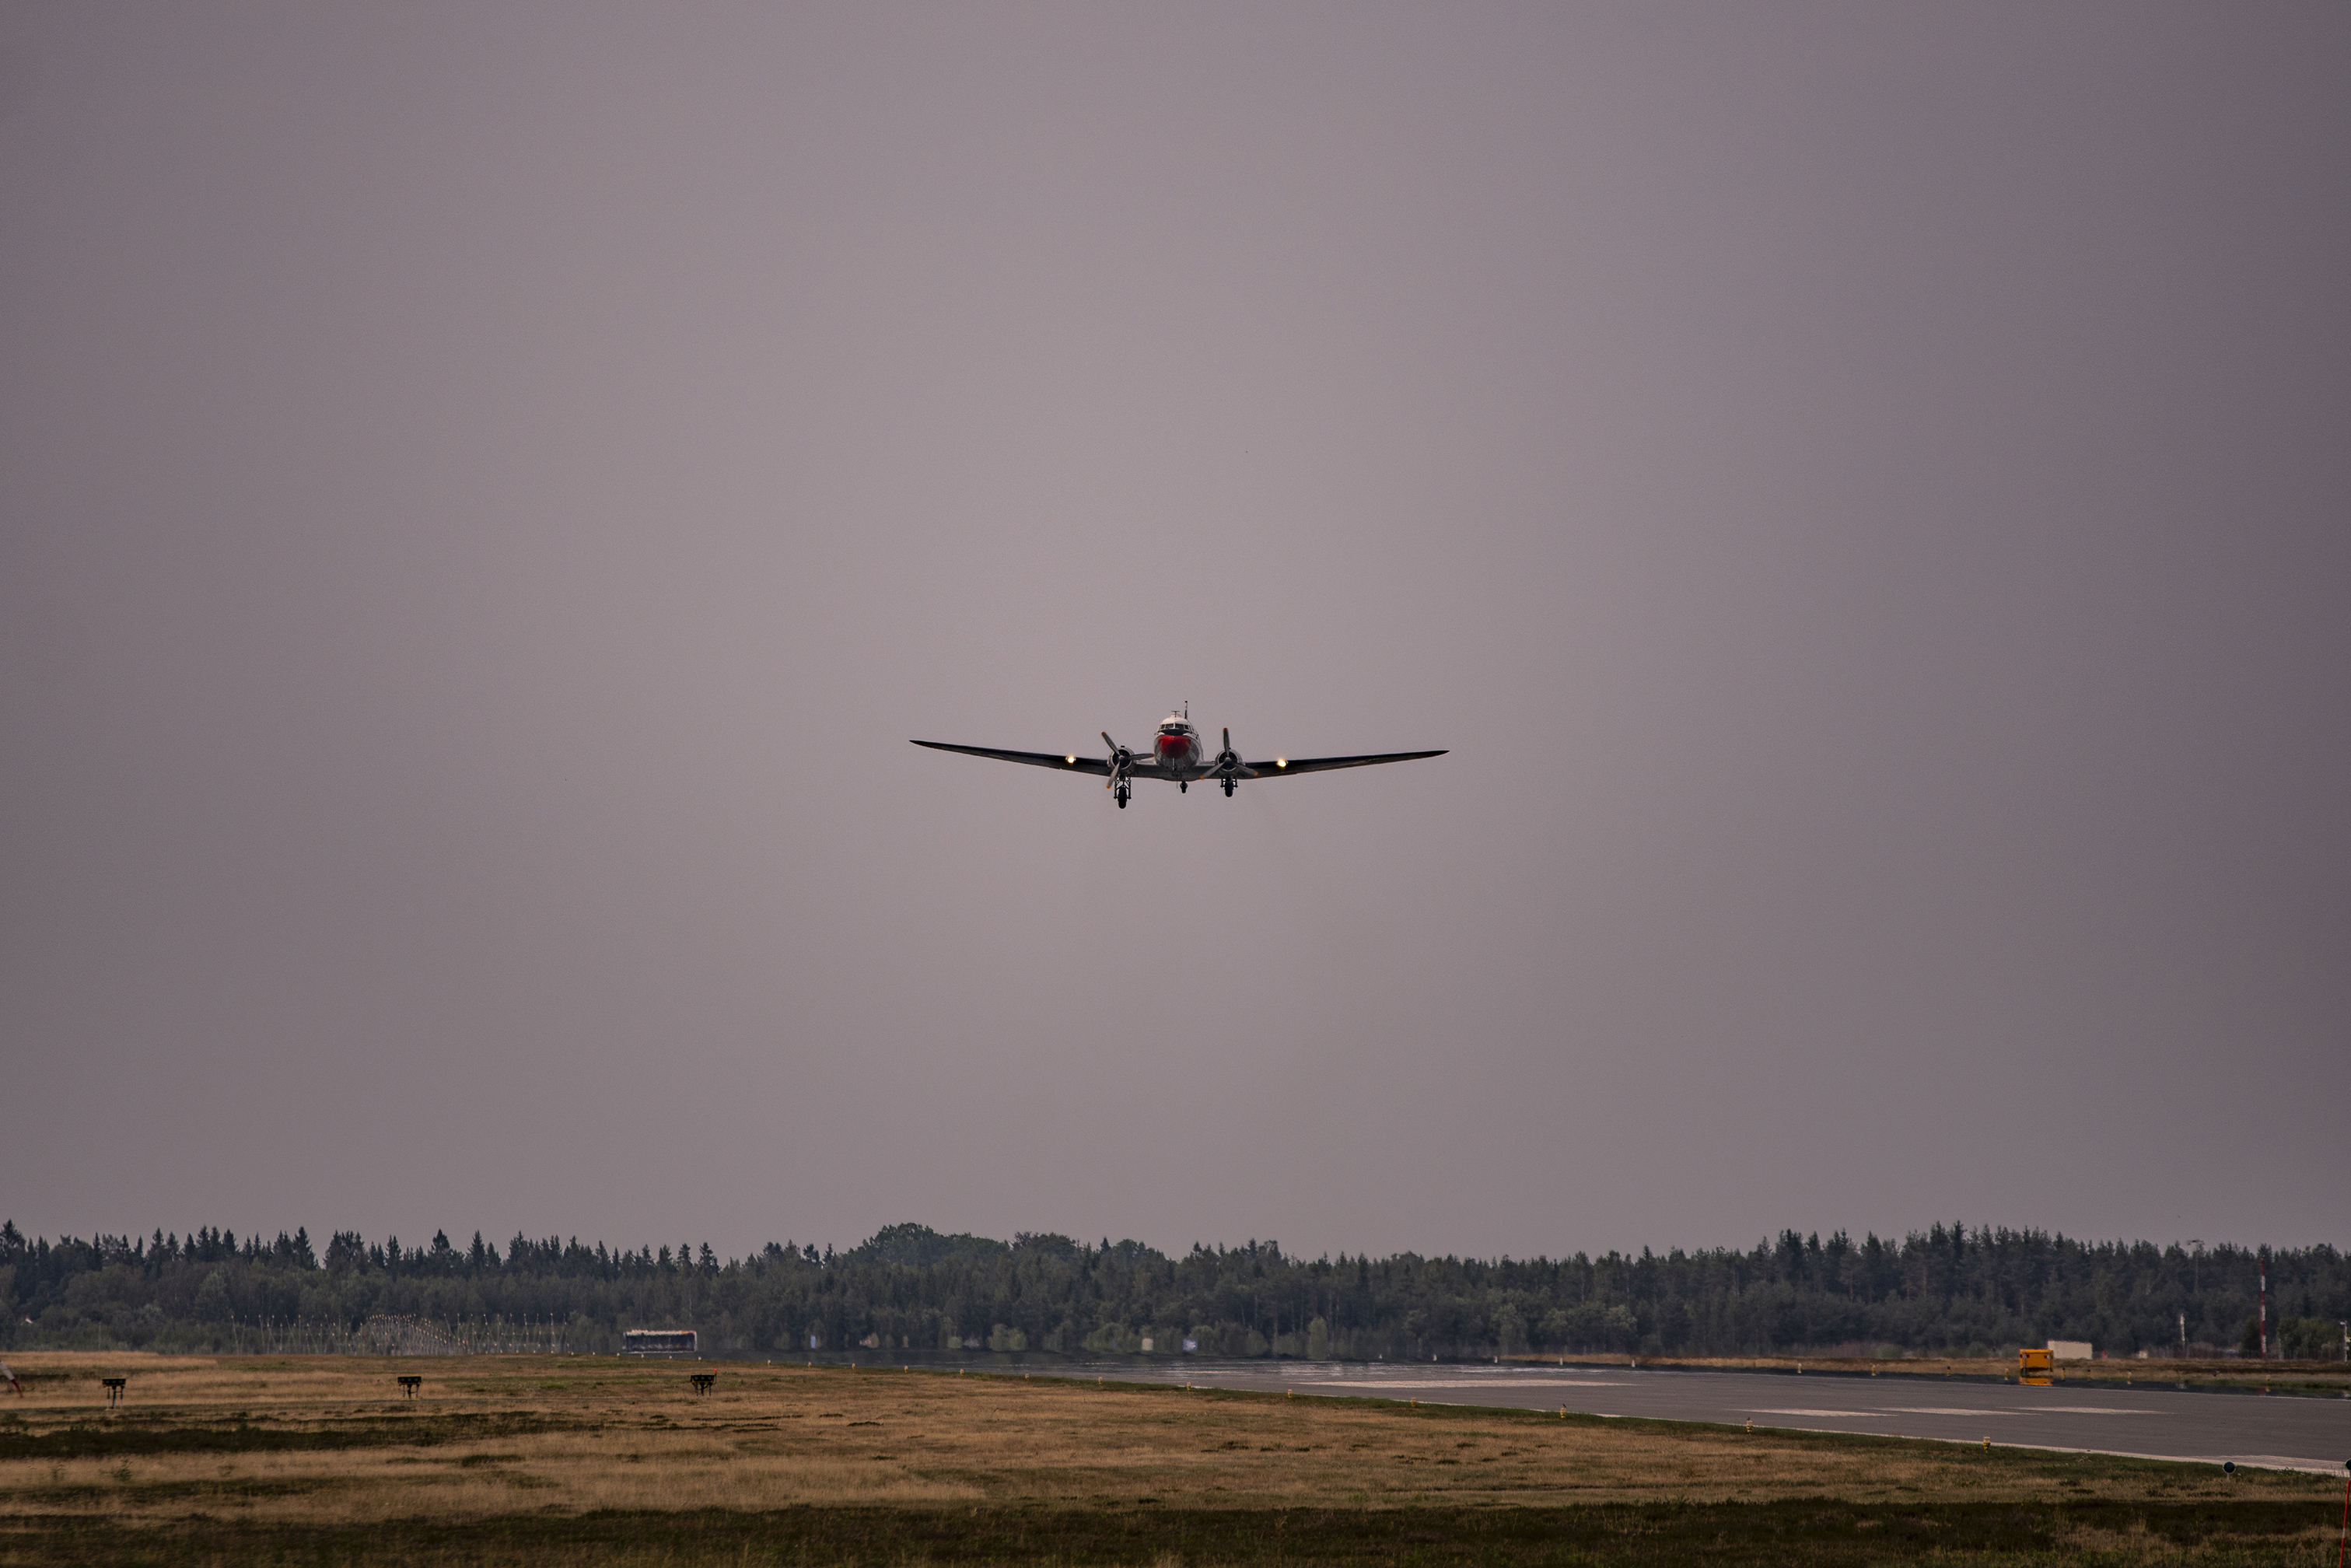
[1180,780,1187,793]
[1223,779,1235,796]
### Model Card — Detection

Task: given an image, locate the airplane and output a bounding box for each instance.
[911,705,1446,808]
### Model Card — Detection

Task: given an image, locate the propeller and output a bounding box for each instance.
[1102,731,1135,790]
[1210,726,1256,781]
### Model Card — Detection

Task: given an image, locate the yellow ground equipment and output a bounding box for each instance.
[2016,1347,2052,1386]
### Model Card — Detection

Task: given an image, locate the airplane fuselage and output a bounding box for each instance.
[1153,716,1203,779]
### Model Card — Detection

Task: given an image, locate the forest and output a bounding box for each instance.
[2,1220,2343,1362]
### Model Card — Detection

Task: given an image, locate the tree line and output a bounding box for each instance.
[2,1220,2342,1362]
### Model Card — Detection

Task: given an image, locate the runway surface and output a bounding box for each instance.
[1075,1361,2351,1475]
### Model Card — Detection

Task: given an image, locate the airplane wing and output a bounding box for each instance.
[911,740,1113,775]
[911,739,1445,782]
[1244,750,1447,776]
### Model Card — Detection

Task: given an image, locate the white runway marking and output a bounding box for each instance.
[1884,1405,2151,1418]
[1750,1405,2156,1420]
[1317,1378,1629,1390]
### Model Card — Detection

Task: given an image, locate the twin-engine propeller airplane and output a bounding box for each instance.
[912,705,1445,808]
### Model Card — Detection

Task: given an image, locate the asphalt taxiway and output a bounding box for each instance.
[1084,1360,2351,1475]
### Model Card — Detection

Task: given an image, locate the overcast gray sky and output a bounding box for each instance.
[2,4,2344,1262]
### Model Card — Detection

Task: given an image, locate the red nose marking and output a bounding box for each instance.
[1156,733,1184,756]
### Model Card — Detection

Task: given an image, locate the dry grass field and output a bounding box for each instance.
[0,1351,2340,1565]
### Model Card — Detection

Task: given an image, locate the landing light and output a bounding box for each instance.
[1276,758,1286,768]
[1065,755,1076,765]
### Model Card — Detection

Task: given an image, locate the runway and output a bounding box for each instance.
[1078,1360,2351,1475]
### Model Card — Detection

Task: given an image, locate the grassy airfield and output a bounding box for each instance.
[0,1352,2339,1565]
